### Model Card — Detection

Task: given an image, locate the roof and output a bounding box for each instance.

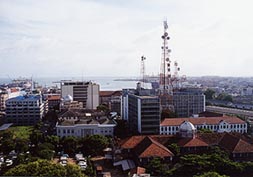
[121,136,146,149]
[47,95,61,101]
[130,167,146,176]
[121,136,174,158]
[179,121,196,131]
[218,133,253,153]
[177,137,209,147]
[134,137,174,158]
[7,95,41,102]
[99,91,122,97]
[58,117,116,126]
[0,123,13,131]
[161,116,245,126]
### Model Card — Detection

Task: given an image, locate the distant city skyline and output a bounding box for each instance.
[1,0,253,77]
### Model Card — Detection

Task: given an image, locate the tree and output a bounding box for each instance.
[114,119,128,138]
[146,157,170,176]
[161,109,177,119]
[204,89,215,100]
[4,159,86,177]
[168,143,180,156]
[60,136,78,155]
[36,142,55,160]
[80,135,109,156]
[97,104,109,113]
[194,171,229,177]
[15,138,29,153]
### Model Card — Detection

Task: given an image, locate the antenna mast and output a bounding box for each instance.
[141,55,146,88]
[159,20,172,94]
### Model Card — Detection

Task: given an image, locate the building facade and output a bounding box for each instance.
[160,116,247,135]
[173,89,205,117]
[61,81,99,110]
[0,92,8,111]
[5,94,46,125]
[122,88,160,135]
[99,91,121,114]
[56,118,116,137]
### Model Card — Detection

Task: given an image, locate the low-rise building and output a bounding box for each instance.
[56,110,116,137]
[160,116,247,135]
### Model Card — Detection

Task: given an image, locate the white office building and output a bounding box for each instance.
[61,81,99,110]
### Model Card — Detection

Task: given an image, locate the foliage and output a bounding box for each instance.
[145,157,170,176]
[216,93,233,102]
[168,143,180,156]
[161,109,177,119]
[97,104,109,113]
[60,136,78,155]
[29,129,44,146]
[36,143,55,160]
[204,89,216,100]
[4,159,86,177]
[194,171,229,177]
[9,126,33,140]
[80,135,109,156]
[114,119,128,138]
[15,138,29,153]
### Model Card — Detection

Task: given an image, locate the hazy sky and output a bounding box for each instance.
[1,0,253,78]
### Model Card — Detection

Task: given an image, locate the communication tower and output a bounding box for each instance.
[159,20,172,94]
[140,55,146,88]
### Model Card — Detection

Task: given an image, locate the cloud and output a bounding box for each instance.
[0,0,253,77]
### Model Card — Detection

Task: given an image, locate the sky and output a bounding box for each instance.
[1,0,253,78]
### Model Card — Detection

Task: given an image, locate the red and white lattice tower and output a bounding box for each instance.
[159,20,172,94]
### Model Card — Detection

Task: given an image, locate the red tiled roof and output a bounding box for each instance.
[161,116,245,126]
[177,137,209,147]
[198,133,225,145]
[120,136,146,149]
[219,133,253,153]
[135,137,174,158]
[99,91,122,97]
[47,95,61,101]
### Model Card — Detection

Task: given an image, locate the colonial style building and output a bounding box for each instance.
[160,116,247,135]
[120,135,174,166]
[56,110,116,137]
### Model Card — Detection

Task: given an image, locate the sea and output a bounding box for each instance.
[0,76,151,91]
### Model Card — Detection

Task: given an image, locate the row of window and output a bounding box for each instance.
[58,128,113,134]
[160,124,247,132]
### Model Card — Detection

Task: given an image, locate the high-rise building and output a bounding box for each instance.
[61,81,99,110]
[122,86,160,135]
[172,88,205,117]
[5,94,46,125]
